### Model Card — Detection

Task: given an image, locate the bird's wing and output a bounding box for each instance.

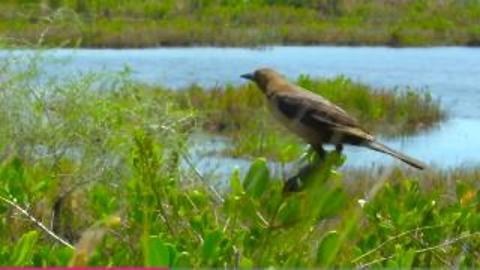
[274,90,375,144]
[275,90,360,128]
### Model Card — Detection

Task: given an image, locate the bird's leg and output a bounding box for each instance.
[295,144,324,169]
[335,144,343,154]
[312,144,326,161]
[284,162,316,192]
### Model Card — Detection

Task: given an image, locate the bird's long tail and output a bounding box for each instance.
[365,140,426,170]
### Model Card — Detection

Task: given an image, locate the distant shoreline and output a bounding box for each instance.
[2,1,480,49]
[2,30,479,49]
[4,43,480,50]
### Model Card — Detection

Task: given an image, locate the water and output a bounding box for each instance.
[2,46,479,169]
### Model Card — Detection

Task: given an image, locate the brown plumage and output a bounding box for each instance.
[241,68,426,170]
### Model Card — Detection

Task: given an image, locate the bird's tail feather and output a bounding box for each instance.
[366,141,426,170]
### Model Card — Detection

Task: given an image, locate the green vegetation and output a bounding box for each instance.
[1,53,478,268]
[2,0,480,47]
[3,139,480,268]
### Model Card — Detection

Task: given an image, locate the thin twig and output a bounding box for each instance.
[351,224,445,263]
[182,152,224,203]
[0,195,75,249]
[233,246,240,270]
[415,232,480,254]
[411,232,452,267]
[358,232,480,268]
[357,254,395,269]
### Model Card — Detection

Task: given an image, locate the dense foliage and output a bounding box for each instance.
[1,0,480,47]
[0,53,478,267]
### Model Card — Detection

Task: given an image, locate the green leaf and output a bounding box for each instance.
[240,256,254,268]
[201,230,222,261]
[143,236,170,267]
[174,251,191,268]
[243,158,269,199]
[400,249,415,268]
[230,168,243,194]
[318,187,347,218]
[388,245,415,268]
[277,199,301,225]
[316,230,340,267]
[11,230,39,266]
[165,243,178,267]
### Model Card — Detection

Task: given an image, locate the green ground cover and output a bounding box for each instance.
[1,0,480,47]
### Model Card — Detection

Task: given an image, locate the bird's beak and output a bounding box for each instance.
[241,73,254,81]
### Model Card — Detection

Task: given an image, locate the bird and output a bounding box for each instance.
[240,68,426,170]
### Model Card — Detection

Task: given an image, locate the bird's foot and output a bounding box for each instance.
[335,144,343,154]
[283,175,303,193]
[284,145,347,192]
[283,157,323,193]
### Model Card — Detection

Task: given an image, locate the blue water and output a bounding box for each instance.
[2,46,479,169]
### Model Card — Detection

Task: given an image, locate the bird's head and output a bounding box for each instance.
[241,68,283,92]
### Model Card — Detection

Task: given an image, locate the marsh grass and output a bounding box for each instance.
[2,1,480,47]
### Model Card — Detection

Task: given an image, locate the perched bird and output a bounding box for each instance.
[241,68,426,170]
